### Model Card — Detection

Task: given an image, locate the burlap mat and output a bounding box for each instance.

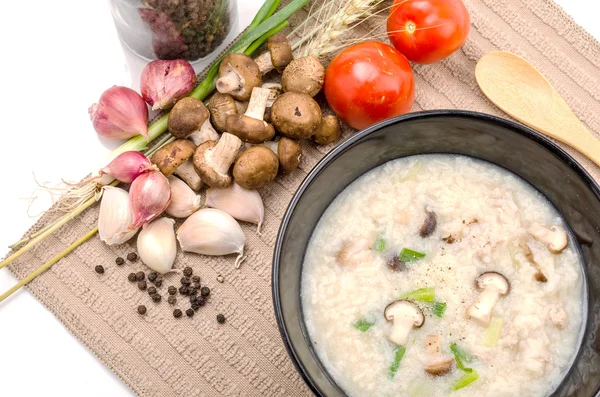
[6,0,600,396]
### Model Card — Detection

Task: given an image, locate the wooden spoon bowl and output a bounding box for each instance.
[475,51,600,166]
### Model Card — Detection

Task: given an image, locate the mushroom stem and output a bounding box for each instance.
[174,160,203,191]
[262,83,282,108]
[255,52,274,74]
[245,87,271,120]
[216,69,243,94]
[188,119,220,146]
[210,133,242,174]
[469,288,501,324]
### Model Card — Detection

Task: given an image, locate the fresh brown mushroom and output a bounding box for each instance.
[520,238,548,282]
[167,97,210,139]
[384,300,425,346]
[281,56,325,97]
[233,146,279,189]
[173,159,203,191]
[226,87,276,143]
[193,132,242,188]
[208,92,238,132]
[215,53,262,101]
[313,115,341,145]
[151,139,196,176]
[420,208,437,238]
[262,137,302,174]
[424,335,454,376]
[271,92,322,139]
[466,272,510,326]
[528,223,568,253]
[254,34,294,74]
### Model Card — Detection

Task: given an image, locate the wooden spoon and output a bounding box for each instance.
[475,51,600,166]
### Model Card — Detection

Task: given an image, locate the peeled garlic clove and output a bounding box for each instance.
[137,218,177,274]
[98,186,139,245]
[177,208,246,268]
[165,175,202,218]
[206,183,264,232]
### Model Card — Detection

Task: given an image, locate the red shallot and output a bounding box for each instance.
[140,59,197,110]
[128,170,171,230]
[99,151,155,183]
[89,86,149,141]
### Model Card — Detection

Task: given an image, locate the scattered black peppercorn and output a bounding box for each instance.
[153,276,163,287]
[217,314,226,324]
[148,272,158,282]
[183,267,193,277]
[189,287,198,296]
[189,295,197,303]
[200,286,210,297]
[127,252,138,261]
[168,286,177,295]
[168,295,177,305]
[196,296,206,306]
[191,301,201,311]
[115,257,125,266]
[192,275,200,283]
[216,275,224,283]
[180,276,191,285]
[186,308,194,317]
[147,286,157,295]
[151,293,162,303]
[138,280,147,291]
[137,305,147,315]
[173,309,183,318]
[95,265,105,274]
[179,285,189,295]
[136,271,145,281]
[128,273,137,282]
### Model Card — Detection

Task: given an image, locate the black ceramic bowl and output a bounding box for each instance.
[272,110,600,396]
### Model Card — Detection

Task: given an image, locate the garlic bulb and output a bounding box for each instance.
[137,218,177,274]
[206,183,264,232]
[98,186,139,245]
[166,176,202,218]
[177,208,246,268]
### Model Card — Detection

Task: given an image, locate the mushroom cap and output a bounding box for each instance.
[209,92,238,132]
[168,97,210,138]
[281,56,325,97]
[419,208,437,238]
[193,141,231,188]
[218,53,262,101]
[277,137,302,174]
[271,92,322,139]
[475,271,510,295]
[425,358,454,376]
[226,114,276,144]
[151,139,196,176]
[313,115,341,145]
[267,34,293,69]
[384,300,425,327]
[233,146,279,189]
[529,223,569,253]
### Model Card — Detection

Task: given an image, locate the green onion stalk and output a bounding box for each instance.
[0,0,311,301]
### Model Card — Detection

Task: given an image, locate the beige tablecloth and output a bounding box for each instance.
[7,0,600,395]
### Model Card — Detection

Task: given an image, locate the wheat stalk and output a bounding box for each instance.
[302,0,389,58]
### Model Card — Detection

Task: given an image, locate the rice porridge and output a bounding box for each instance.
[301,155,584,397]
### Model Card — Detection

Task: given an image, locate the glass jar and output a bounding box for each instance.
[109,0,234,63]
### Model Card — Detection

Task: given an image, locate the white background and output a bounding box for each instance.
[0,1,598,396]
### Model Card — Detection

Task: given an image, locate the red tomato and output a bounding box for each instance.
[324,41,415,130]
[387,0,470,64]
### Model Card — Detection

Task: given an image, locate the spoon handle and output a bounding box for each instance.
[534,94,600,167]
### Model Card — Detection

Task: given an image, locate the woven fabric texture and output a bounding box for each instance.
[7,0,600,395]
